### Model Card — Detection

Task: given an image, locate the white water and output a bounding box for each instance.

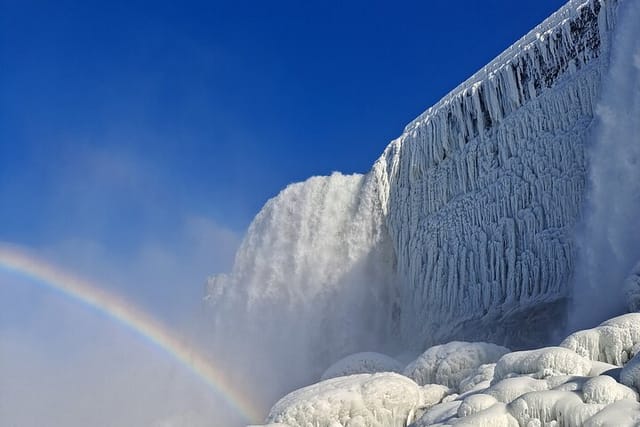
[206,172,399,416]
[569,0,640,331]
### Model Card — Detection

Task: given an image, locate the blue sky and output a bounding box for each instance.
[1,0,566,245]
[0,1,567,425]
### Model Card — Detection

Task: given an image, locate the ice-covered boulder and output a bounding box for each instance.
[485,376,550,404]
[493,347,592,382]
[584,399,640,427]
[404,342,509,391]
[583,375,638,404]
[561,313,640,365]
[509,390,604,427]
[266,373,424,427]
[421,384,454,409]
[454,402,518,427]
[456,394,499,418]
[411,400,461,426]
[320,352,403,381]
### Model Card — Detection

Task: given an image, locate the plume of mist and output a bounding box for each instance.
[568,0,640,332]
[206,172,400,420]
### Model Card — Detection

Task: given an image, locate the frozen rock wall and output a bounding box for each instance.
[377,0,621,349]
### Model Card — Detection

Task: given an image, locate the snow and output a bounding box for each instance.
[321,352,404,381]
[403,342,509,391]
[265,373,425,427]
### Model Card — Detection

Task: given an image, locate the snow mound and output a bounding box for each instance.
[403,342,509,391]
[493,347,592,382]
[320,352,403,381]
[266,373,424,427]
[561,313,640,365]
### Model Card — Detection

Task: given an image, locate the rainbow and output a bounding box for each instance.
[0,243,263,424]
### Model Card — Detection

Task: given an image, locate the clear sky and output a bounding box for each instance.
[0,1,567,425]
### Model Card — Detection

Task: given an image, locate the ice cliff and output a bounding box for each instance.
[208,0,633,415]
[376,0,623,350]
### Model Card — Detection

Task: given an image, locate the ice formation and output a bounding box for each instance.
[382,0,622,350]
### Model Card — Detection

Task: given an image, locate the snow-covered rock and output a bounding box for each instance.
[493,347,592,382]
[561,313,640,365]
[485,376,550,404]
[583,375,637,404]
[509,390,604,427]
[583,399,640,427]
[321,352,404,381]
[265,373,425,427]
[411,400,462,427]
[422,384,454,409]
[404,342,509,391]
